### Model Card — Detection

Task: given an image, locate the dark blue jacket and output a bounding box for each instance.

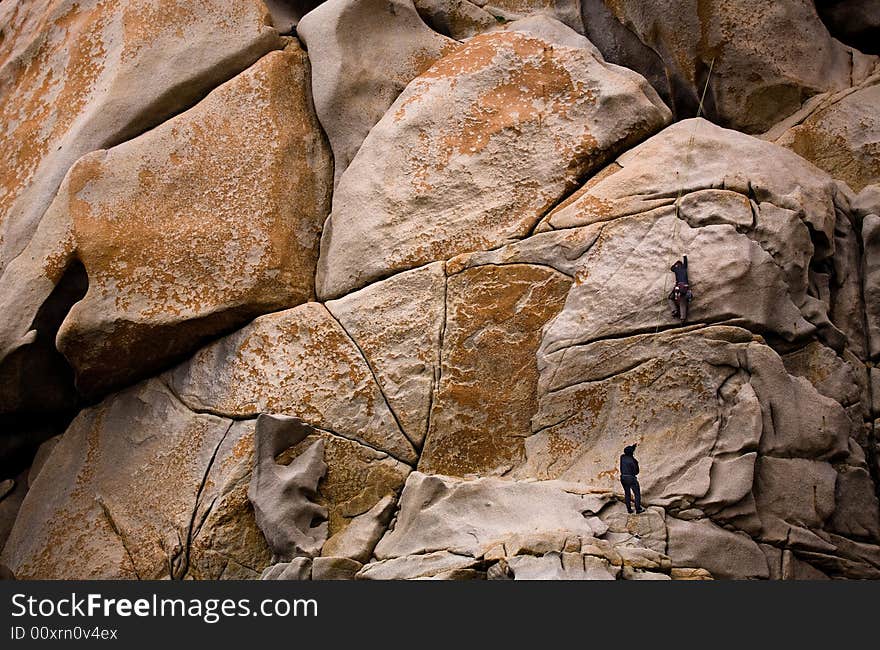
[620,446,639,477]
[671,256,689,284]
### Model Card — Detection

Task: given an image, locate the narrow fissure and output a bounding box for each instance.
[320,305,417,454]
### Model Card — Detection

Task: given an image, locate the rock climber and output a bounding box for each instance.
[620,444,644,514]
[668,255,693,322]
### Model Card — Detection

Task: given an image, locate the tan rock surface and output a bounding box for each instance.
[298,0,457,187]
[1,380,237,579]
[169,303,417,465]
[373,472,612,560]
[772,79,880,193]
[0,0,280,275]
[595,0,873,132]
[316,26,670,299]
[326,263,446,449]
[419,263,571,476]
[55,43,332,396]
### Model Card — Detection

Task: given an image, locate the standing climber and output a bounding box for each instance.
[620,444,644,514]
[668,255,693,322]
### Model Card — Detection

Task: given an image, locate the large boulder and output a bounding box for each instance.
[535,118,850,350]
[771,80,880,193]
[316,25,671,299]
[298,0,457,187]
[0,0,281,413]
[1,379,248,579]
[591,0,874,131]
[0,0,280,275]
[51,43,331,397]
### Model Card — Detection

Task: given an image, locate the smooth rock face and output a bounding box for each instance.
[316,26,671,299]
[374,472,612,559]
[774,82,880,193]
[54,43,332,397]
[0,0,280,275]
[666,517,769,580]
[298,0,457,187]
[1,380,237,579]
[535,119,849,347]
[277,431,410,539]
[248,414,328,562]
[594,0,872,132]
[326,263,446,449]
[419,263,571,476]
[168,303,417,465]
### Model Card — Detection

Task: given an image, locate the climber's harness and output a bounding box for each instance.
[669,282,693,303]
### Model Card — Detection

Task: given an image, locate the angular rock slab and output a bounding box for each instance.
[298,0,457,187]
[0,0,280,274]
[666,517,769,580]
[374,472,612,559]
[326,263,446,449]
[1,379,238,579]
[419,263,571,476]
[316,26,671,298]
[55,43,332,396]
[169,303,417,465]
[774,82,880,193]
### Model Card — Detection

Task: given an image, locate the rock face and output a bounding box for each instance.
[0,0,280,274]
[770,78,880,193]
[298,0,457,187]
[2,5,880,582]
[248,415,328,562]
[55,43,332,397]
[316,25,671,299]
[0,0,282,414]
[590,0,875,132]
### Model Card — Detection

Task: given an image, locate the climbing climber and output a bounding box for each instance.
[620,444,644,514]
[668,255,693,322]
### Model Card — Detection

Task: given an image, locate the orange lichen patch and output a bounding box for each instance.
[278,431,410,536]
[71,48,322,316]
[419,264,572,476]
[10,384,236,579]
[399,40,461,86]
[57,44,331,394]
[0,0,109,228]
[120,0,198,61]
[169,303,415,463]
[786,119,879,194]
[418,31,505,81]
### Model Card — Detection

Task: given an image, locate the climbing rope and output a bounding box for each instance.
[656,57,716,331]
